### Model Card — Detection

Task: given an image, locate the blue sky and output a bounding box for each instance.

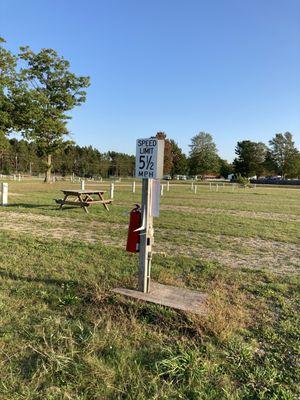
[1,0,299,161]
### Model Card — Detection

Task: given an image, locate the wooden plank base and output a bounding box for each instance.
[113,282,207,315]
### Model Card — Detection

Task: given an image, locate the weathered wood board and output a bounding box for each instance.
[113,282,207,315]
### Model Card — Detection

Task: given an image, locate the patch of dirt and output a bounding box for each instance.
[0,211,125,247]
[0,192,25,196]
[160,205,300,222]
[0,211,298,274]
[154,228,300,274]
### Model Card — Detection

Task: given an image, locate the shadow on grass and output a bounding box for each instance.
[7,203,56,209]
[0,268,78,287]
[7,203,87,212]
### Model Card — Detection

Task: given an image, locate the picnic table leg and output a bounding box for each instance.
[60,194,68,210]
[78,194,89,214]
[98,192,109,211]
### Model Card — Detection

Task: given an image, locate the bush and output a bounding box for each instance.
[237,176,252,187]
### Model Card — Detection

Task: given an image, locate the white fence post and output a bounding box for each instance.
[80,180,85,190]
[194,185,197,194]
[167,181,170,191]
[216,184,219,192]
[110,182,114,199]
[132,181,136,193]
[209,182,212,191]
[161,183,164,196]
[1,182,8,206]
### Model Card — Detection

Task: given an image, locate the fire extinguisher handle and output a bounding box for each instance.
[134,204,146,232]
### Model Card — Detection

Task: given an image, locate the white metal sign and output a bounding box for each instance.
[136,138,164,179]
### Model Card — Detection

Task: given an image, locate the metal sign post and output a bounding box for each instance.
[113,136,207,315]
[138,179,153,292]
[135,138,164,293]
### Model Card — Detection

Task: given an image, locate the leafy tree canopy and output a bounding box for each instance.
[233,140,267,177]
[0,37,17,137]
[269,132,300,178]
[13,46,90,182]
[170,139,187,176]
[188,132,219,176]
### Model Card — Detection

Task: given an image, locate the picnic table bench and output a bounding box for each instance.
[55,189,112,213]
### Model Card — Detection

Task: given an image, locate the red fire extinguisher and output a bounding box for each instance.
[126,204,142,253]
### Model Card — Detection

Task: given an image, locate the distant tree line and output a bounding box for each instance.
[0,138,135,178]
[158,130,300,180]
[233,132,300,179]
[1,129,299,181]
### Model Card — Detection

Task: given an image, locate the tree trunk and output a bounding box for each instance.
[44,154,52,183]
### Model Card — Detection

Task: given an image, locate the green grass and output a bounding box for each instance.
[0,180,299,399]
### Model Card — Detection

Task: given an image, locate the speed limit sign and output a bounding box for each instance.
[135,138,164,179]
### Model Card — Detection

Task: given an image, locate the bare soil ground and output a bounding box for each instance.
[1,210,298,274]
[161,204,300,222]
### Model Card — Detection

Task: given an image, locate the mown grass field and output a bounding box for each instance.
[0,180,299,399]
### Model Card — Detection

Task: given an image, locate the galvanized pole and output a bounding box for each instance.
[138,179,153,293]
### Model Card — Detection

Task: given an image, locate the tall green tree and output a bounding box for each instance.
[0,38,17,140]
[233,140,267,178]
[262,150,278,176]
[170,140,187,176]
[13,47,90,182]
[188,132,219,177]
[269,132,299,178]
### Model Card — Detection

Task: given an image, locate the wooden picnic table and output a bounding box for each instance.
[55,189,112,213]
